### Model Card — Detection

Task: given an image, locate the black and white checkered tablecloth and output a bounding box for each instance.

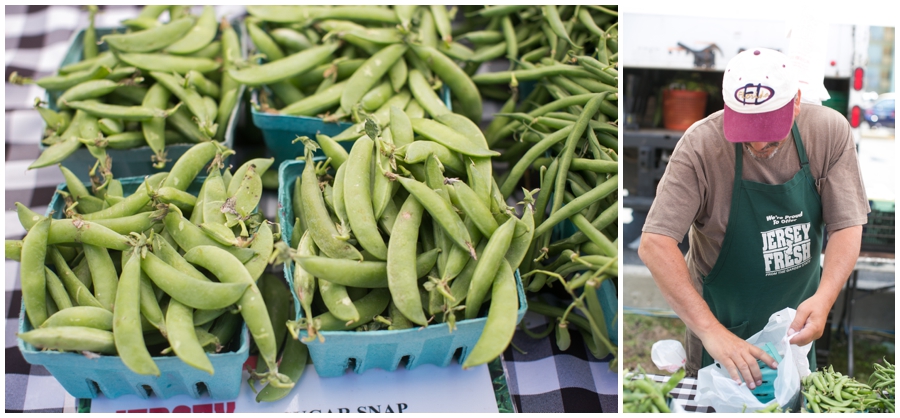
[645,374,715,413]
[4,5,617,413]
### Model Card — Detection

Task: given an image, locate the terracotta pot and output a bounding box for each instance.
[663,89,708,131]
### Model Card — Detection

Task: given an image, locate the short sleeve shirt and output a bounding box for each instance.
[642,103,870,288]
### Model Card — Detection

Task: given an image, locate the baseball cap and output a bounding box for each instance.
[722,48,799,143]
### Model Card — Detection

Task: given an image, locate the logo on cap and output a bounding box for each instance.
[734,83,774,105]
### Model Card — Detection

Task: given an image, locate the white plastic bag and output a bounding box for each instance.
[651,340,687,373]
[696,308,812,413]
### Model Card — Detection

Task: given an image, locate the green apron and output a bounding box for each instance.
[701,123,822,368]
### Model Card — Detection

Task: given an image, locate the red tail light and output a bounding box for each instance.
[850,105,861,127]
[853,68,864,90]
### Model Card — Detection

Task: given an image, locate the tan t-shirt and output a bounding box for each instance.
[642,103,870,374]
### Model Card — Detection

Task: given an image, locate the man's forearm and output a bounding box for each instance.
[817,225,863,306]
[638,232,723,340]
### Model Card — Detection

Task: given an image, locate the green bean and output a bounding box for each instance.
[102,17,195,53]
[552,94,606,214]
[297,248,439,289]
[386,194,428,326]
[18,326,116,354]
[465,217,517,319]
[341,135,388,259]
[166,5,217,55]
[499,125,574,197]
[534,175,618,238]
[462,259,518,368]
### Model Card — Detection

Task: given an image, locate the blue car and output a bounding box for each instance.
[864,95,895,128]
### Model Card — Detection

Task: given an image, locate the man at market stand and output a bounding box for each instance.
[638,48,869,389]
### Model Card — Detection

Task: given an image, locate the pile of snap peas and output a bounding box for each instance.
[623,367,684,413]
[869,359,895,412]
[283,106,525,370]
[243,5,482,126]
[801,365,882,413]
[9,141,293,390]
[11,5,244,170]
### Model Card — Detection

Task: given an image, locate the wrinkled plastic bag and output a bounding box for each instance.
[652,340,687,373]
[696,307,812,413]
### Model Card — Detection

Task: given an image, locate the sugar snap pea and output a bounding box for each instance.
[18,326,116,354]
[465,217,517,319]
[299,150,362,261]
[462,259,518,368]
[410,118,499,158]
[386,194,428,326]
[102,17,195,53]
[230,43,340,87]
[115,251,160,375]
[166,5,217,55]
[296,248,439,289]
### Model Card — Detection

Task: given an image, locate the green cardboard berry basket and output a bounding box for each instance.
[16,175,249,399]
[39,24,245,182]
[277,158,527,377]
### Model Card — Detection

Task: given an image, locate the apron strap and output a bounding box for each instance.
[731,143,744,209]
[791,122,808,167]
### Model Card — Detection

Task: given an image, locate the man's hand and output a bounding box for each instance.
[788,294,831,346]
[700,326,778,390]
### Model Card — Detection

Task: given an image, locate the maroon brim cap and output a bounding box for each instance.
[723,99,794,143]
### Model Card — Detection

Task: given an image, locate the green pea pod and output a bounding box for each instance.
[465,217,517,319]
[56,79,121,109]
[279,80,346,116]
[244,221,274,282]
[151,71,217,137]
[166,299,215,374]
[162,204,258,263]
[141,83,172,167]
[450,181,499,238]
[462,259,518,368]
[47,247,104,309]
[296,248,439,289]
[388,58,408,93]
[312,288,391,332]
[255,335,309,402]
[393,175,475,258]
[162,141,220,190]
[102,17,195,53]
[258,273,292,359]
[183,246,286,382]
[409,44,482,124]
[115,251,161,376]
[42,306,111,330]
[19,217,50,327]
[410,118,499,158]
[407,69,449,119]
[340,44,407,114]
[342,136,389,259]
[300,150,363,261]
[318,279,360,323]
[386,194,428,326]
[142,252,250,310]
[223,165,262,234]
[35,65,111,91]
[166,5,217,55]
[18,326,116,354]
[294,231,318,323]
[60,50,117,75]
[270,27,313,52]
[230,43,340,87]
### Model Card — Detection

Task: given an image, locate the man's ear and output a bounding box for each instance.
[793,89,802,118]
